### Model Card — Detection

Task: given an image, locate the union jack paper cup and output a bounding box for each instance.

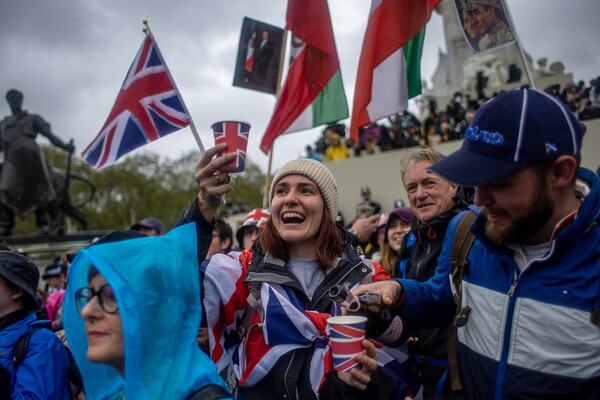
[330,338,364,372]
[211,120,251,172]
[327,315,366,340]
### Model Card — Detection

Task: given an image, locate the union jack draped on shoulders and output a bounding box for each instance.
[203,250,423,399]
[82,33,191,168]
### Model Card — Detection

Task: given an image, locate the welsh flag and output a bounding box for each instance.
[349,0,441,143]
[260,0,348,154]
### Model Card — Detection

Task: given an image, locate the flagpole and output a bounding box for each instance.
[143,20,206,154]
[262,142,274,209]
[262,28,289,209]
[499,1,535,89]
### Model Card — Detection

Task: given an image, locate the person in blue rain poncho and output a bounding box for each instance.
[63,223,232,400]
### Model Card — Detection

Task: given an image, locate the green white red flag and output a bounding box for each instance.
[260,0,348,154]
[349,0,441,144]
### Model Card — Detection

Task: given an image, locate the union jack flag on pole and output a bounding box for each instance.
[82,23,203,168]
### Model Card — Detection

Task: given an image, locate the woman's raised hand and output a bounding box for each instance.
[195,144,237,221]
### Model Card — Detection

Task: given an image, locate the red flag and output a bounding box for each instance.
[260,0,348,154]
[82,33,191,168]
[349,0,441,144]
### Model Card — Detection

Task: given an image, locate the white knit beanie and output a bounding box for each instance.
[269,158,339,220]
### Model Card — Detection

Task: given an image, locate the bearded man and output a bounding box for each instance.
[354,86,600,399]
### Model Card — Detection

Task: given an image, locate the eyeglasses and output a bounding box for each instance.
[75,283,119,314]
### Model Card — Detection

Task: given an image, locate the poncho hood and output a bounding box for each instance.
[64,223,226,400]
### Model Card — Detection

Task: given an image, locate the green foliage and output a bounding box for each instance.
[12,146,266,234]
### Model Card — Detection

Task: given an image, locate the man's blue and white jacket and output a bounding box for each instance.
[398,168,600,399]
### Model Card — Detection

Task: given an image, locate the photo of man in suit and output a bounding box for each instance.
[233,18,284,95]
[256,31,275,87]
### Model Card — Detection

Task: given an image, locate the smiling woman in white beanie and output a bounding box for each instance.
[179,144,421,400]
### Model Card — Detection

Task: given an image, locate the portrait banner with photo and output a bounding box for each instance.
[233,17,284,95]
[454,0,516,55]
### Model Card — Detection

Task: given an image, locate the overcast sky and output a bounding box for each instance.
[1,0,598,173]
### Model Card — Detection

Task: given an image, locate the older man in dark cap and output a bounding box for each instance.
[0,251,71,398]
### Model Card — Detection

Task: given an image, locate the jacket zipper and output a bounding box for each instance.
[283,351,296,399]
[494,268,519,400]
[414,240,433,278]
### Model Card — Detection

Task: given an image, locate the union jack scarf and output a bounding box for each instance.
[203,250,422,398]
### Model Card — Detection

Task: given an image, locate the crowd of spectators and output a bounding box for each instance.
[2,84,598,399]
[306,99,473,161]
[306,75,600,162]
[544,76,600,121]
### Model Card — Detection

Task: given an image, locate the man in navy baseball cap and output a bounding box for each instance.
[429,85,585,187]
[429,87,586,186]
[429,85,588,245]
[354,86,600,398]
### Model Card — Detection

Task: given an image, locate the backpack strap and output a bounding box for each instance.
[0,366,11,400]
[447,209,476,392]
[186,384,232,400]
[237,280,262,340]
[12,327,42,371]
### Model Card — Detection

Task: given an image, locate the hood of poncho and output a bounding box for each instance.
[64,223,225,400]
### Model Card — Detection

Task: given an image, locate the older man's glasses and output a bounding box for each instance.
[75,283,119,314]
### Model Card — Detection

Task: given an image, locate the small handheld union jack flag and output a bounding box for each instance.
[82,30,193,168]
[211,120,251,172]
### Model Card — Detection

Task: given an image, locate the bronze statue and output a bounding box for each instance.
[0,89,75,235]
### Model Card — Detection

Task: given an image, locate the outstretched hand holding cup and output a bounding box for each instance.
[194,144,236,221]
